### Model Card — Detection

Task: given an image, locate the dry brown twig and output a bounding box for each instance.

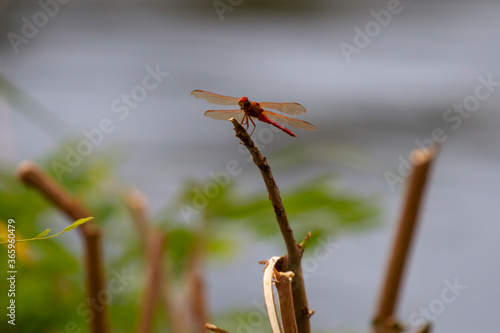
[17,161,109,333]
[189,266,209,333]
[275,269,298,333]
[125,190,189,333]
[17,161,95,236]
[230,118,311,333]
[126,189,151,245]
[204,323,231,333]
[185,219,210,333]
[136,233,167,333]
[373,147,439,333]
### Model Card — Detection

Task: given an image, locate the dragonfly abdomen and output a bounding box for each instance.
[258,114,296,137]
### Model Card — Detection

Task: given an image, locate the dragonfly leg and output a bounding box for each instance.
[244,115,250,130]
[238,115,247,145]
[249,117,256,136]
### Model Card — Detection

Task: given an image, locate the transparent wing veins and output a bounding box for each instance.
[191,90,240,106]
[259,102,307,115]
[204,110,245,122]
[262,111,317,131]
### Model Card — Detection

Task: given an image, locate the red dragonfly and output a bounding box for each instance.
[191,90,317,137]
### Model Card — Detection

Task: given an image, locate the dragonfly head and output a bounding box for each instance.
[238,96,250,108]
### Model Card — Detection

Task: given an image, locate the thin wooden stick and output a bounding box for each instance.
[275,270,299,333]
[17,161,94,236]
[187,238,209,333]
[84,230,109,333]
[230,118,311,333]
[373,147,438,332]
[126,190,188,333]
[204,323,231,333]
[126,190,151,246]
[189,267,208,333]
[137,232,167,333]
[17,161,109,333]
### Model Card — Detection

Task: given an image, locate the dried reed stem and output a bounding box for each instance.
[373,147,438,332]
[230,118,311,333]
[189,268,209,333]
[275,270,299,333]
[126,190,188,333]
[204,323,231,333]
[137,233,167,333]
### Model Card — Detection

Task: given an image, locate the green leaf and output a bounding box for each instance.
[34,229,51,238]
[0,217,93,244]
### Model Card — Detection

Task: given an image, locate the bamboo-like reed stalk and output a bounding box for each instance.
[373,147,438,332]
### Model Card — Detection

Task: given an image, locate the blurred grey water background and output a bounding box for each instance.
[1,0,499,331]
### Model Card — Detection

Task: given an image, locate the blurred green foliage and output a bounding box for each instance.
[0,141,380,333]
[0,149,130,333]
[170,174,379,249]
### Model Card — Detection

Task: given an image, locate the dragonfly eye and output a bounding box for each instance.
[238,96,250,108]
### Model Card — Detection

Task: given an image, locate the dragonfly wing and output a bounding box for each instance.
[204,110,245,122]
[262,111,317,131]
[191,90,240,106]
[259,102,306,115]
